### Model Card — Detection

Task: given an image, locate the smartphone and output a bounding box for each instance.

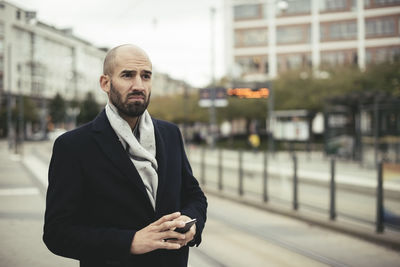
[175,218,197,233]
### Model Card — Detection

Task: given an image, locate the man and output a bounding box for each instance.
[43,44,207,267]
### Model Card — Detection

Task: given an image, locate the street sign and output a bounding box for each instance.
[227,87,269,99]
[198,87,228,107]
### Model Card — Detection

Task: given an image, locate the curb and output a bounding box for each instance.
[204,188,400,252]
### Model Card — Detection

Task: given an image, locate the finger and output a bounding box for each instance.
[157,240,182,250]
[156,220,185,232]
[160,231,186,241]
[173,215,191,222]
[185,228,195,243]
[152,212,181,226]
[165,239,185,246]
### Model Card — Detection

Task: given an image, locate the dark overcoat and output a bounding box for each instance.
[43,110,207,267]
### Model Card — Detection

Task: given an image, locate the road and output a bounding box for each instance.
[1,141,400,267]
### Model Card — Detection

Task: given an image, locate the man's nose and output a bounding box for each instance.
[131,75,145,89]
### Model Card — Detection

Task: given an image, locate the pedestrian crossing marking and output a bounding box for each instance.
[0,187,40,196]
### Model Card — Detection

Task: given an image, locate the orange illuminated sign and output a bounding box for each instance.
[227,88,269,99]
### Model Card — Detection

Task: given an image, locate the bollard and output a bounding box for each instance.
[218,148,223,191]
[238,150,243,196]
[376,161,384,233]
[200,146,206,186]
[293,154,298,210]
[263,150,268,202]
[330,158,336,220]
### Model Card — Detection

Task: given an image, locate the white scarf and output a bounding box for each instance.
[105,102,158,210]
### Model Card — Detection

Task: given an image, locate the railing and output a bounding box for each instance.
[188,146,400,233]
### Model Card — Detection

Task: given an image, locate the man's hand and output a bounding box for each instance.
[168,215,196,247]
[130,212,186,255]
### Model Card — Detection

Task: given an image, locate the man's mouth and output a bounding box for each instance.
[127,92,145,101]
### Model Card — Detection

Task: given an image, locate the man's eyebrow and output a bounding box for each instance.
[142,70,152,75]
[120,70,135,75]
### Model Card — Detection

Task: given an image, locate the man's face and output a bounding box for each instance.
[105,46,152,118]
[109,80,151,117]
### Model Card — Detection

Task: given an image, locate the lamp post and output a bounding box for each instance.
[7,44,15,151]
[209,6,217,148]
[267,81,274,156]
[266,0,289,156]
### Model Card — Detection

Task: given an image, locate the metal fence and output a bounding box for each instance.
[188,147,400,233]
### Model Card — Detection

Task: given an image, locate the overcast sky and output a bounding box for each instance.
[11,0,226,88]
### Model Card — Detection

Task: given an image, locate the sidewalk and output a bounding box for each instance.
[0,141,77,267]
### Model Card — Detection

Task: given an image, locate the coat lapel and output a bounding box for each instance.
[91,110,154,213]
[152,119,167,212]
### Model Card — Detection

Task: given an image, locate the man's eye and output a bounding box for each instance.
[123,73,133,77]
[142,74,151,80]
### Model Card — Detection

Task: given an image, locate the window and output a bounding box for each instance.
[277,25,310,44]
[16,10,21,20]
[278,53,311,72]
[32,81,43,95]
[321,50,357,66]
[365,0,400,8]
[320,0,355,12]
[0,23,4,37]
[235,55,268,74]
[235,28,268,47]
[234,4,261,20]
[321,21,357,41]
[366,16,398,37]
[366,46,400,63]
[277,0,310,15]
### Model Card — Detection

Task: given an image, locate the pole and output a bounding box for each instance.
[209,7,217,148]
[18,93,24,154]
[263,150,268,202]
[238,149,243,196]
[376,161,384,233]
[201,146,206,186]
[374,96,379,168]
[7,44,15,151]
[330,158,336,220]
[182,82,188,143]
[218,148,223,191]
[293,154,298,210]
[267,81,274,156]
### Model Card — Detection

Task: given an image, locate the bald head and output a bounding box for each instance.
[103,44,152,76]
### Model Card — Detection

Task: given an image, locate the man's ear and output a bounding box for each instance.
[100,74,110,94]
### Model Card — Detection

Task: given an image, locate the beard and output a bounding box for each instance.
[109,81,150,117]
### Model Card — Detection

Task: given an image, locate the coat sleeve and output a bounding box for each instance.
[176,127,208,247]
[43,137,136,261]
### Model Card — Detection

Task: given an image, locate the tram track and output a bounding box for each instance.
[207,209,348,267]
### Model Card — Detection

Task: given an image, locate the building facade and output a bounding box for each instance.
[0,1,189,105]
[0,1,192,140]
[0,1,107,104]
[224,0,400,81]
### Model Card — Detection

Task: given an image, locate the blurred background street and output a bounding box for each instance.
[1,140,400,267]
[1,0,400,266]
